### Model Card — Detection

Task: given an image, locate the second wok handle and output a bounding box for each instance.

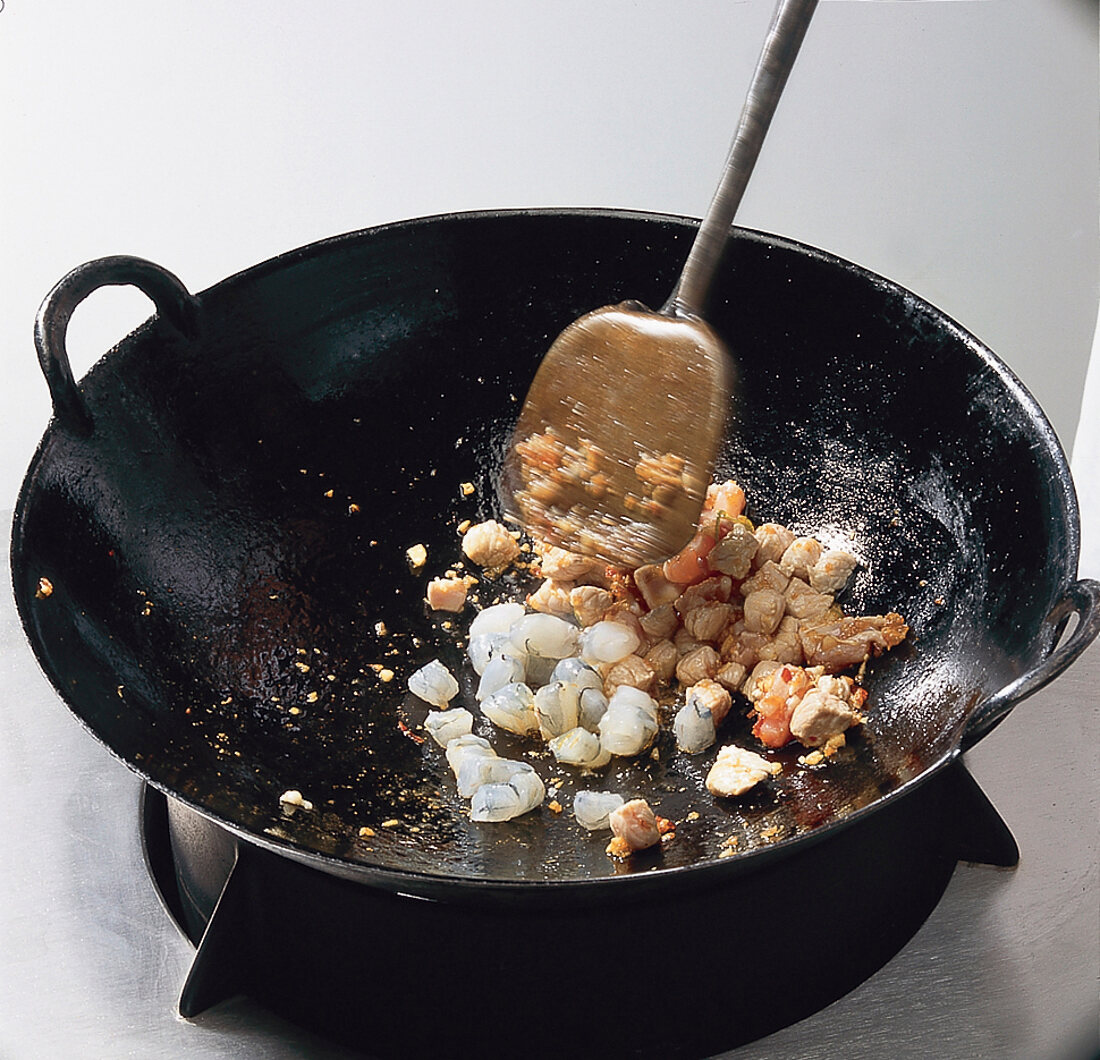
[34,255,199,436]
[960,578,1100,751]
[666,0,818,316]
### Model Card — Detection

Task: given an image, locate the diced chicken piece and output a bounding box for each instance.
[756,615,804,666]
[740,561,789,597]
[605,654,657,695]
[643,639,678,682]
[608,798,661,853]
[753,524,796,568]
[683,601,735,643]
[799,613,908,671]
[719,625,770,670]
[633,563,682,609]
[569,585,614,626]
[808,549,859,595]
[686,677,733,726]
[789,682,861,747]
[706,522,759,579]
[674,626,704,656]
[715,660,747,692]
[675,575,733,614]
[779,536,824,580]
[639,602,679,641]
[675,645,720,685]
[537,545,609,586]
[705,745,782,797]
[743,588,785,635]
[426,576,470,613]
[527,577,575,617]
[462,520,521,568]
[784,577,834,620]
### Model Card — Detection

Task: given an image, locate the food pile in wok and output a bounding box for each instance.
[404,478,908,858]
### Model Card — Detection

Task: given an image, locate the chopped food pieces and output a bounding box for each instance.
[573,790,625,831]
[406,543,428,569]
[426,575,471,612]
[278,789,314,814]
[608,798,661,855]
[400,478,909,846]
[461,520,521,568]
[407,658,460,707]
[705,746,782,797]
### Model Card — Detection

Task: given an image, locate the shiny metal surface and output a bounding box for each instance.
[1,506,1096,1059]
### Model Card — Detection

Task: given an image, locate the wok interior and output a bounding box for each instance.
[14,211,1073,886]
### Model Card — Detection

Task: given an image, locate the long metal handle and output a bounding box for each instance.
[667,0,819,315]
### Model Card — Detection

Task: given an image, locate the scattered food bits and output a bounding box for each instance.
[381,819,401,829]
[324,489,334,499]
[548,800,563,814]
[375,621,388,636]
[457,519,472,534]
[358,827,376,838]
[294,661,311,674]
[306,691,319,703]
[278,789,313,814]
[35,577,54,599]
[406,544,428,569]
[461,520,521,569]
[460,482,476,496]
[378,669,395,683]
[348,503,361,514]
[427,575,472,613]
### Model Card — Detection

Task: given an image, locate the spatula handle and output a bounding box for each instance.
[668,0,818,316]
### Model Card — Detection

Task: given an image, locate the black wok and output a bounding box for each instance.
[12,209,1099,905]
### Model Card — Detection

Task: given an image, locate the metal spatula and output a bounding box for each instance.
[507,0,818,568]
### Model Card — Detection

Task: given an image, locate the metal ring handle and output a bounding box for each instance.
[33,255,199,435]
[961,577,1100,750]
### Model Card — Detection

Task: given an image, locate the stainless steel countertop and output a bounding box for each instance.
[1,508,1097,1059]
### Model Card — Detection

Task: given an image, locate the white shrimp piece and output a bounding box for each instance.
[445,734,496,776]
[423,708,474,748]
[549,727,611,769]
[469,602,527,640]
[672,696,717,754]
[597,687,659,756]
[469,762,546,822]
[808,548,859,595]
[509,613,581,659]
[578,686,610,731]
[461,520,521,568]
[534,681,581,739]
[608,798,661,852]
[407,659,460,707]
[581,620,642,666]
[523,653,558,688]
[551,657,602,690]
[705,744,782,797]
[480,682,540,736]
[574,790,626,831]
[466,631,512,676]
[457,753,532,799]
[476,652,526,701]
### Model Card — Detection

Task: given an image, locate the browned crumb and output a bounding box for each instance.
[605,836,632,859]
[35,577,53,599]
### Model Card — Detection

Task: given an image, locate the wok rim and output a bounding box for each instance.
[9,206,1084,903]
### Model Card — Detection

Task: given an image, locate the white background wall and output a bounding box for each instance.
[1,0,1096,565]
